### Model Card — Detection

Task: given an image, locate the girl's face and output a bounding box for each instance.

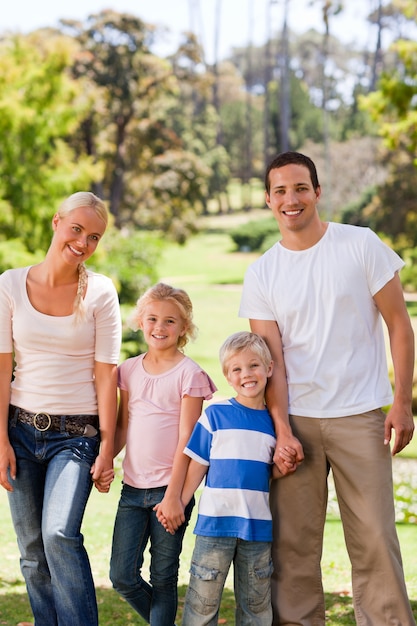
[139,299,186,351]
[52,206,106,266]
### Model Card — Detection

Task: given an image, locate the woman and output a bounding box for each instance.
[0,192,121,626]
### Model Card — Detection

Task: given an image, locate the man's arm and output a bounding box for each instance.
[373,273,415,455]
[250,318,304,473]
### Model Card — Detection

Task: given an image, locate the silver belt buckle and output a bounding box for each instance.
[33,412,52,432]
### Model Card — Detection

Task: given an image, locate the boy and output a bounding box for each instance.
[179,331,293,626]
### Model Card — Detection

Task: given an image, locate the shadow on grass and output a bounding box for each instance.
[1,587,416,625]
[324,592,417,625]
[96,585,238,625]
[0,586,237,626]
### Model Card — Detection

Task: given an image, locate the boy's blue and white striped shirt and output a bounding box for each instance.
[184,397,276,542]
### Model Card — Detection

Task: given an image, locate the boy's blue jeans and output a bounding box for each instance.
[110,483,194,626]
[182,535,273,626]
[7,416,100,626]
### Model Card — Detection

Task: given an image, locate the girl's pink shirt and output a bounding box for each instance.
[118,353,216,488]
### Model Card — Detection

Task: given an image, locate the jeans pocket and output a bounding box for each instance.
[254,559,274,580]
[249,558,274,612]
[70,435,100,464]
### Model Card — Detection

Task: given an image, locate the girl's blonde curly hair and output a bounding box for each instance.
[130,282,197,350]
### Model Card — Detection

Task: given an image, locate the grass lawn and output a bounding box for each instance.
[1,219,416,625]
[1,478,416,626]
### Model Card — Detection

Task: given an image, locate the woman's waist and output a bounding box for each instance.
[10,385,98,415]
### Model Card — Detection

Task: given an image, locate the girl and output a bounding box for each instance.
[0,192,122,626]
[109,282,216,626]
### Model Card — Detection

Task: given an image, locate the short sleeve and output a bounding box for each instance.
[0,271,14,353]
[183,369,217,400]
[93,275,122,364]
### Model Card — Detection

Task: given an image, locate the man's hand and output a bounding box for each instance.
[384,405,415,456]
[274,435,304,475]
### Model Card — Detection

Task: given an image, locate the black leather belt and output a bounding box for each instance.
[9,405,99,436]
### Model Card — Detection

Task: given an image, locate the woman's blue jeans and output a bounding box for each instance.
[110,483,194,626]
[7,415,100,626]
[182,535,273,626]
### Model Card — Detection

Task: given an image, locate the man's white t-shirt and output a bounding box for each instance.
[239,223,404,418]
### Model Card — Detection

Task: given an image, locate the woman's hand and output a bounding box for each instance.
[0,440,16,492]
[91,455,114,493]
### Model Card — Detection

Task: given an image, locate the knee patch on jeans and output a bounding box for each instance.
[186,562,222,614]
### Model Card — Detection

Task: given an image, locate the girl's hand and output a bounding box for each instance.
[154,503,174,534]
[154,495,185,534]
[91,457,114,492]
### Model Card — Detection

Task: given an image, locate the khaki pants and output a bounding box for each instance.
[270,410,415,626]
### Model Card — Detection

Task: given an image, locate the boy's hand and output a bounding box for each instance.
[274,445,300,476]
[153,496,185,535]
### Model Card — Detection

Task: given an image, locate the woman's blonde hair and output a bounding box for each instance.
[57,191,108,225]
[57,191,108,322]
[219,331,273,375]
[131,282,197,350]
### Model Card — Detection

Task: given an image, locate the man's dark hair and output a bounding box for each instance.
[265,151,320,193]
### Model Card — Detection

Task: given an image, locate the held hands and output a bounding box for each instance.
[154,495,185,535]
[91,454,115,493]
[274,435,304,476]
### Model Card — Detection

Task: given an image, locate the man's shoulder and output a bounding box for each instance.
[246,241,281,273]
[329,222,372,238]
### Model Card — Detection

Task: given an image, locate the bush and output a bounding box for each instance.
[88,229,163,304]
[229,217,277,251]
[0,239,43,273]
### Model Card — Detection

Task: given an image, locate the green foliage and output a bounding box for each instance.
[399,247,417,292]
[61,11,216,243]
[340,186,378,228]
[87,229,162,305]
[267,74,324,151]
[0,32,101,253]
[0,240,43,274]
[229,217,277,251]
[359,2,417,159]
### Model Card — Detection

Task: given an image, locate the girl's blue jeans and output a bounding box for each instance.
[182,535,274,626]
[110,483,194,626]
[7,414,100,626]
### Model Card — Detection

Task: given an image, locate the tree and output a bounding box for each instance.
[60,11,216,239]
[0,31,100,254]
[356,1,417,245]
[168,32,231,214]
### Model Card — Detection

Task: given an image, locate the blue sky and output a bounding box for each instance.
[1,0,374,63]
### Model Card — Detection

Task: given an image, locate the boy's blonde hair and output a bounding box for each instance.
[131,282,197,350]
[219,331,272,375]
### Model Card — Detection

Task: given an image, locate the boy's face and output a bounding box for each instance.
[225,348,273,409]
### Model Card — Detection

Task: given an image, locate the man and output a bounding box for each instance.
[239,151,416,625]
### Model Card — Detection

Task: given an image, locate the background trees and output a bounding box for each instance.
[0,0,417,294]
